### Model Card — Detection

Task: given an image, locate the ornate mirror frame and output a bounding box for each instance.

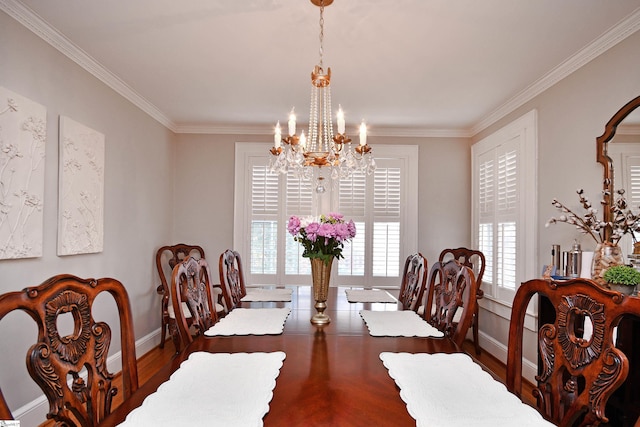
[596,95,640,242]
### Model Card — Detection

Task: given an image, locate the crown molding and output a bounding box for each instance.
[175,124,272,135]
[470,7,640,136]
[175,123,472,138]
[2,0,638,138]
[0,0,178,132]
[368,126,473,138]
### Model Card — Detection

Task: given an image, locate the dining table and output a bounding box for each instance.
[100,285,460,426]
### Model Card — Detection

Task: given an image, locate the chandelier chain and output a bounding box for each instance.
[318,1,324,69]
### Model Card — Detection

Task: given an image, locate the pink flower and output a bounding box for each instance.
[334,223,349,241]
[318,223,335,240]
[305,222,320,242]
[327,212,343,222]
[347,220,356,238]
[287,216,301,235]
[287,213,356,261]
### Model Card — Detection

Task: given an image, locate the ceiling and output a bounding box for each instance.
[3,0,640,136]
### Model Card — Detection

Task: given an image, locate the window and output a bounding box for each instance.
[234,143,418,288]
[472,110,537,311]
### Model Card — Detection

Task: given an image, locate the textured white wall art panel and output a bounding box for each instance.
[58,116,105,255]
[0,86,46,259]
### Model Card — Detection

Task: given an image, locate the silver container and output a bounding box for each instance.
[567,241,582,278]
[551,244,561,271]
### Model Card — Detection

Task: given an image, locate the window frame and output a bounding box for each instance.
[471,110,538,324]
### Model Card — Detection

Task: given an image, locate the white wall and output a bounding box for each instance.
[172,133,238,263]
[0,10,175,422]
[472,30,640,373]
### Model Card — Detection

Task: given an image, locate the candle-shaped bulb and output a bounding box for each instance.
[274,121,281,148]
[359,120,367,146]
[300,131,306,149]
[337,105,345,134]
[288,108,296,136]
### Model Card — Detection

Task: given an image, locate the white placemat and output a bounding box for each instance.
[118,351,286,427]
[379,352,554,427]
[345,289,398,303]
[204,308,291,336]
[241,288,293,302]
[359,310,444,337]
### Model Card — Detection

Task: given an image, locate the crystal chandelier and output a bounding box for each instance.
[269,0,375,181]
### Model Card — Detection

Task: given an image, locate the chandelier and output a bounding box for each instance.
[269,0,375,182]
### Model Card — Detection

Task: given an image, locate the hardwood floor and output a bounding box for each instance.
[113,341,178,407]
[38,339,533,426]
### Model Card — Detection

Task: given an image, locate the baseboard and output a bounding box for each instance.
[478,330,537,384]
[13,328,163,427]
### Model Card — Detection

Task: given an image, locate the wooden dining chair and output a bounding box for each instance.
[156,244,224,352]
[398,253,428,312]
[218,249,247,313]
[171,256,219,345]
[423,259,479,348]
[439,247,486,355]
[155,243,204,352]
[506,278,635,427]
[0,274,139,426]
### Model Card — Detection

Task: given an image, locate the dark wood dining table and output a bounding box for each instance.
[101,286,460,426]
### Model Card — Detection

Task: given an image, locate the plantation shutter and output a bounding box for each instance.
[338,171,367,276]
[626,158,640,208]
[250,164,279,274]
[337,159,402,278]
[285,172,314,275]
[478,151,494,285]
[339,171,366,217]
[496,143,518,290]
[372,166,401,277]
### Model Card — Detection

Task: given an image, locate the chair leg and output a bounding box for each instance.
[473,311,481,356]
[168,319,181,354]
[159,317,167,349]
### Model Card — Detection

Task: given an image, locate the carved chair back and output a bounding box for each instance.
[398,253,428,312]
[0,274,139,426]
[438,247,486,354]
[423,259,478,347]
[170,256,218,345]
[506,278,638,426]
[438,247,486,296]
[155,244,205,351]
[218,249,247,312]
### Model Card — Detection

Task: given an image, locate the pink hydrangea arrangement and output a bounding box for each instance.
[287,213,357,264]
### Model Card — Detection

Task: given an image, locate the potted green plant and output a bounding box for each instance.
[603,265,640,296]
